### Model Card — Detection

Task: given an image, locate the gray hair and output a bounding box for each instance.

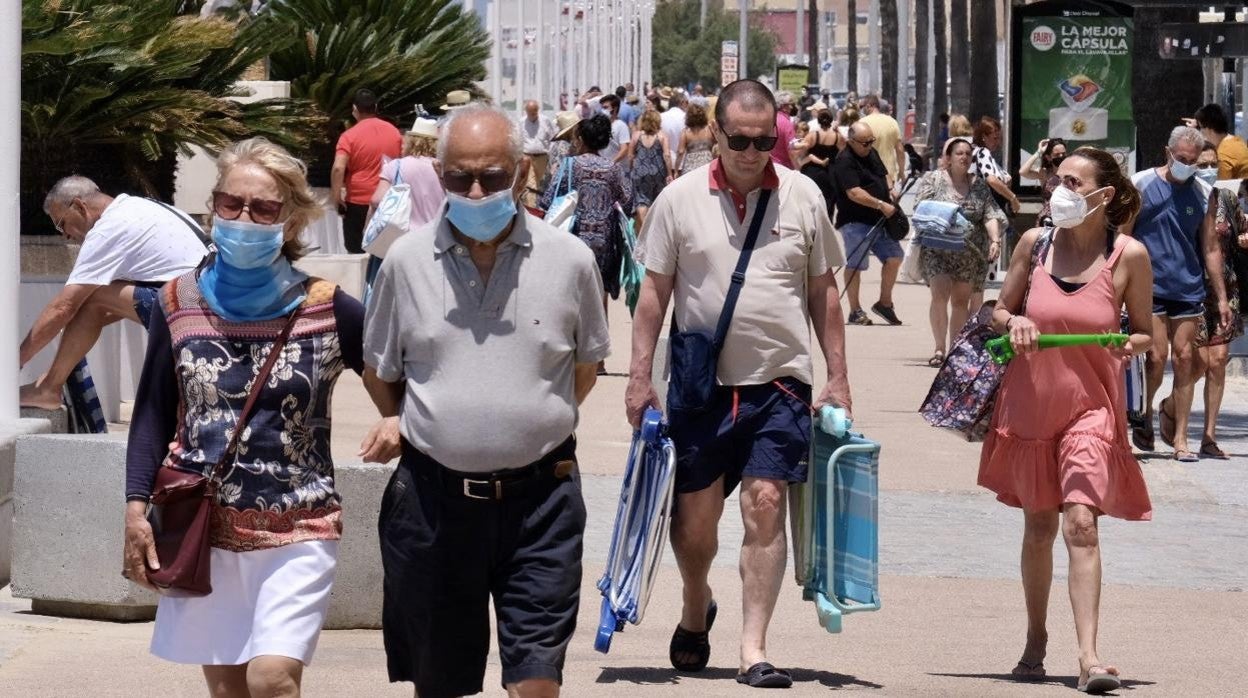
[43,175,101,213]
[774,90,794,106]
[1168,125,1205,150]
[437,102,523,164]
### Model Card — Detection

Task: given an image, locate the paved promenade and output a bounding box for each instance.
[2,268,1246,696]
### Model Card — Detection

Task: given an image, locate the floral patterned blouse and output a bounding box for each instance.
[125,273,365,552]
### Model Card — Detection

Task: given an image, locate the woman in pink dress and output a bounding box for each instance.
[979,147,1154,694]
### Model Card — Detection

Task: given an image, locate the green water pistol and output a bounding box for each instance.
[985,333,1129,365]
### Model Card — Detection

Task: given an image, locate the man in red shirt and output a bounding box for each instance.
[332,89,402,253]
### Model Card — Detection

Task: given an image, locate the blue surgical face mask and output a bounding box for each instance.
[1195,167,1218,186]
[212,218,286,269]
[445,185,518,242]
[1170,158,1197,182]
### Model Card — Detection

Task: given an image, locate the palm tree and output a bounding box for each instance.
[21,0,322,235]
[949,0,970,114]
[914,0,928,143]
[847,0,858,92]
[968,1,999,121]
[880,0,898,111]
[927,0,947,157]
[266,0,491,185]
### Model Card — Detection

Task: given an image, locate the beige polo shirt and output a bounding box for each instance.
[859,112,902,182]
[642,161,845,387]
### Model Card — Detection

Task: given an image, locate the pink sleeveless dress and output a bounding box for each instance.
[978,238,1152,521]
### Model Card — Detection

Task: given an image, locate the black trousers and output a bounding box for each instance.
[379,438,585,697]
[341,202,369,253]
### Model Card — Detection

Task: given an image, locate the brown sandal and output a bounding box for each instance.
[1158,397,1176,447]
[1200,441,1230,459]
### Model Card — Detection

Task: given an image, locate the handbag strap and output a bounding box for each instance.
[207,308,301,488]
[1022,226,1055,314]
[712,188,773,350]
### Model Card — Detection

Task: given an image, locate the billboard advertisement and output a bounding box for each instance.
[1014,1,1135,178]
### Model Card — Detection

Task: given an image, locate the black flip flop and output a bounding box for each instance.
[736,661,793,688]
[669,600,717,672]
[1158,397,1176,448]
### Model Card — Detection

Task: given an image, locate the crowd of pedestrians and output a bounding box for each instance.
[8,73,1238,698]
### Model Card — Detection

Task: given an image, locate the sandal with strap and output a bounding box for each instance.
[1201,440,1230,459]
[736,661,793,688]
[1159,397,1177,448]
[669,600,717,672]
[927,350,945,368]
[1077,665,1121,694]
[1010,660,1046,682]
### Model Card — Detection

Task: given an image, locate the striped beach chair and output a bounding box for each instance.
[793,406,881,634]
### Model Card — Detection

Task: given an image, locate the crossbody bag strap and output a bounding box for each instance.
[208,309,301,487]
[1021,225,1054,314]
[712,188,773,350]
[148,198,211,247]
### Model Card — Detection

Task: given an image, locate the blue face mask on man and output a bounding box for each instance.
[1170,157,1197,182]
[444,175,519,243]
[1195,167,1218,186]
[200,218,307,322]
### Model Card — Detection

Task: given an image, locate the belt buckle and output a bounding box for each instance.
[462,478,495,500]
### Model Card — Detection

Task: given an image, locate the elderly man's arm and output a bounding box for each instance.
[574,363,598,405]
[359,366,404,463]
[19,283,97,367]
[807,269,852,416]
[625,270,674,427]
[845,186,896,219]
[330,152,350,211]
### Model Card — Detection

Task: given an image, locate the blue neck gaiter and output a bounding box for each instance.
[200,219,307,322]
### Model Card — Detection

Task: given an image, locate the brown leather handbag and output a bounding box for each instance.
[145,310,299,596]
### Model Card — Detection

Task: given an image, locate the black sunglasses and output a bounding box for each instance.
[442,168,515,195]
[211,191,284,225]
[722,133,778,152]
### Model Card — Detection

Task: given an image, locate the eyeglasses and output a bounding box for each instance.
[53,211,69,234]
[442,168,516,194]
[211,191,285,225]
[722,134,778,152]
[1195,162,1218,170]
[853,137,877,147]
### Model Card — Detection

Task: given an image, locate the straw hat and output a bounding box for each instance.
[658,86,673,99]
[408,117,438,138]
[440,90,471,111]
[553,111,581,141]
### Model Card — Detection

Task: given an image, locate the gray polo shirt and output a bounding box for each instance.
[364,208,611,472]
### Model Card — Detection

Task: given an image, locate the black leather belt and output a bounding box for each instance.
[404,436,577,501]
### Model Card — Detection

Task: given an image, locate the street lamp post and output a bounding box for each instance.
[739,0,748,82]
[491,0,503,103]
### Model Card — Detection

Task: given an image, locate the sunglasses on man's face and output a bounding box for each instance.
[211,191,284,225]
[853,137,877,147]
[442,168,515,195]
[722,133,778,152]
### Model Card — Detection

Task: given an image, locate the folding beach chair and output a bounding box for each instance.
[594,407,677,653]
[792,406,881,634]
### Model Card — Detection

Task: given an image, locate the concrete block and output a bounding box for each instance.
[19,406,68,434]
[294,254,368,303]
[11,433,157,618]
[1,418,54,588]
[323,462,391,630]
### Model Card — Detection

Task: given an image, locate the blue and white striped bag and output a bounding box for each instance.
[913,199,970,251]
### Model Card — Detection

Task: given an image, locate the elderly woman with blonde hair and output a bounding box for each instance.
[123,137,367,697]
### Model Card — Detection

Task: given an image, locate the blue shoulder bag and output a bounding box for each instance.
[667,188,773,413]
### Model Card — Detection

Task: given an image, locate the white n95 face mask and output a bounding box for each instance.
[1049,185,1104,229]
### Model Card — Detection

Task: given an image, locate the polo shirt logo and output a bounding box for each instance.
[1186,206,1195,215]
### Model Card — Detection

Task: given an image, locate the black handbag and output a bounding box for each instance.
[883,209,910,241]
[667,189,772,413]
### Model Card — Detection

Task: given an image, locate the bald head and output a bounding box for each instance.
[437,103,522,167]
[847,122,876,157]
[524,100,539,120]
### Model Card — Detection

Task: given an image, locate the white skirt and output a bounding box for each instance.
[150,540,338,666]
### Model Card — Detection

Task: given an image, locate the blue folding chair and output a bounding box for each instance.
[792,406,881,633]
[594,407,677,653]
